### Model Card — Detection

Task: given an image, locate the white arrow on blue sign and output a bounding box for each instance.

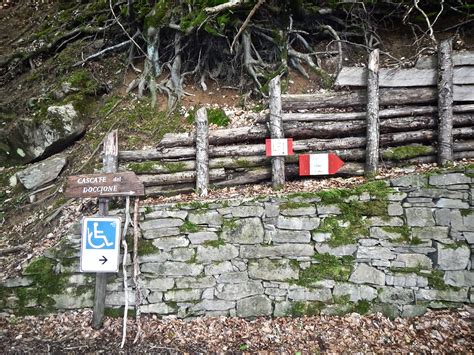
[80,217,121,273]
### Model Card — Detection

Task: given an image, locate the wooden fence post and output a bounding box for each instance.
[269,76,285,189]
[365,49,380,175]
[195,107,209,196]
[92,129,118,329]
[437,38,454,166]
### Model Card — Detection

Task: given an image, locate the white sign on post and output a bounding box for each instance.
[309,153,329,175]
[80,217,121,273]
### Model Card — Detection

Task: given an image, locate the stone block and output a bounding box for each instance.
[371,260,391,267]
[141,262,203,276]
[287,287,332,302]
[142,228,181,239]
[164,289,202,302]
[367,217,404,227]
[216,280,264,300]
[147,292,163,303]
[240,244,314,259]
[436,242,470,270]
[444,270,474,287]
[145,210,188,220]
[317,205,341,215]
[192,299,235,312]
[276,216,320,230]
[370,227,405,240]
[220,217,264,244]
[332,283,377,302]
[54,289,94,309]
[273,230,311,243]
[394,253,432,269]
[188,232,218,244]
[216,272,249,284]
[170,248,195,262]
[141,218,184,230]
[415,288,468,302]
[196,244,239,262]
[141,303,175,314]
[391,175,427,187]
[188,211,222,226]
[434,209,463,229]
[204,261,234,275]
[2,277,33,288]
[152,236,189,250]
[142,277,175,291]
[387,192,407,201]
[248,258,299,281]
[236,295,272,317]
[436,198,469,209]
[265,288,288,297]
[412,226,449,241]
[312,232,331,242]
[349,264,385,285]
[405,208,435,227]
[175,276,216,289]
[388,203,403,216]
[315,244,357,257]
[273,301,291,317]
[360,239,379,246]
[429,173,470,186]
[401,305,427,317]
[230,205,265,217]
[264,202,279,217]
[356,246,395,260]
[378,287,414,305]
[281,206,317,216]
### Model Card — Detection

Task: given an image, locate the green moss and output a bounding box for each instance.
[296,254,354,286]
[202,238,226,248]
[289,301,325,316]
[222,218,237,230]
[383,226,422,245]
[162,162,187,173]
[442,241,467,250]
[234,159,253,169]
[353,300,371,315]
[179,221,201,233]
[389,265,423,274]
[460,209,473,217]
[67,69,99,95]
[144,206,153,214]
[383,145,433,161]
[138,239,159,256]
[427,270,450,290]
[280,201,313,210]
[189,201,210,210]
[128,161,157,173]
[316,217,359,247]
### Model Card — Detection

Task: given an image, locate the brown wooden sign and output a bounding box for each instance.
[65,172,144,198]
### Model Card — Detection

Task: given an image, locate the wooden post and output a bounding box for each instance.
[268,75,285,189]
[437,38,454,166]
[365,49,380,175]
[92,130,118,329]
[195,107,209,197]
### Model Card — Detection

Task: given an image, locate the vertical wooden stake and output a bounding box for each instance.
[437,38,454,166]
[365,49,380,175]
[268,76,285,189]
[92,129,118,329]
[195,107,209,197]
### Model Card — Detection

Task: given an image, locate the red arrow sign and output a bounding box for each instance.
[265,138,294,157]
[299,153,344,176]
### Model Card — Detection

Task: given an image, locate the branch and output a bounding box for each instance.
[73,37,134,67]
[230,0,265,53]
[204,0,248,14]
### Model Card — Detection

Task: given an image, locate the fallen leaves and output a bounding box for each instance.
[1,307,473,353]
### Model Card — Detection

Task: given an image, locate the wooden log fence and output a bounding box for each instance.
[117,48,474,196]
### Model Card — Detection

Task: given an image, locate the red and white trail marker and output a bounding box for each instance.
[299,153,344,176]
[265,138,294,157]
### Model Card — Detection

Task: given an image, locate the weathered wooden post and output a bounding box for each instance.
[268,75,285,189]
[92,129,118,329]
[365,49,380,175]
[437,38,454,166]
[195,107,209,197]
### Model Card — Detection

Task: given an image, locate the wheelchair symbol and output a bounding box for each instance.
[86,222,114,249]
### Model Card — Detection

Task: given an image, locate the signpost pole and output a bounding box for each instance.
[269,75,285,189]
[92,130,118,329]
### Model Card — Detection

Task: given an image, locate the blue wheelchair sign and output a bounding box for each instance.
[85,220,117,249]
[81,216,121,273]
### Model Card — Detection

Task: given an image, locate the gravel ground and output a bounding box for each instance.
[1,308,473,353]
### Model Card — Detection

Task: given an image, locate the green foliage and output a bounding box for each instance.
[279,201,313,210]
[105,307,136,318]
[296,253,354,286]
[382,226,422,245]
[289,301,325,316]
[383,145,433,161]
[128,161,157,173]
[205,108,230,127]
[179,221,201,233]
[442,241,467,250]
[427,270,450,290]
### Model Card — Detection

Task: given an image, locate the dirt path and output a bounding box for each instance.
[1,308,473,353]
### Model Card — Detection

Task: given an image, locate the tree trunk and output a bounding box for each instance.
[195,108,209,196]
[268,76,285,189]
[438,38,454,166]
[365,49,380,174]
[138,168,225,186]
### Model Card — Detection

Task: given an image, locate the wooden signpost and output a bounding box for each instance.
[65,171,144,198]
[265,138,294,157]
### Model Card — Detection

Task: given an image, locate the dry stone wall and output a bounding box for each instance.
[1,169,473,318]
